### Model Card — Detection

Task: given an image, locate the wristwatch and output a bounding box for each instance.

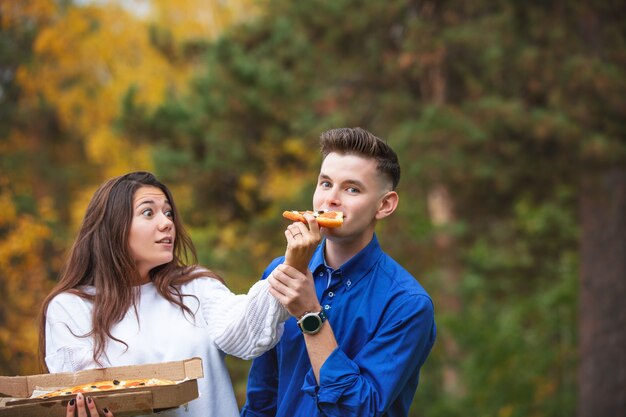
[297,310,327,335]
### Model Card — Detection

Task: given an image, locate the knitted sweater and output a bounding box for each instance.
[45,277,289,417]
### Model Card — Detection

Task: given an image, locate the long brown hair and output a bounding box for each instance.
[37,171,222,371]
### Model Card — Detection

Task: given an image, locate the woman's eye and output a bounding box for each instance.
[165,210,174,219]
[141,208,153,217]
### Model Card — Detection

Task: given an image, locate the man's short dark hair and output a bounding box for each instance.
[320,127,400,190]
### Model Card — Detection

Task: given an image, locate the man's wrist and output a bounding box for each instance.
[295,304,323,320]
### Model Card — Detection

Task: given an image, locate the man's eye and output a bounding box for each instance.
[347,187,360,194]
[320,181,332,188]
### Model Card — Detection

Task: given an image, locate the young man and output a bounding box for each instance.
[241,127,436,417]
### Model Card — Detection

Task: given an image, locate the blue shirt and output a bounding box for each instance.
[241,235,436,417]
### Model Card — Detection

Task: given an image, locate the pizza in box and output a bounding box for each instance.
[35,377,175,399]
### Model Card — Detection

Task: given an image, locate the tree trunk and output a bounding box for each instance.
[578,167,626,417]
[427,184,464,398]
[418,0,464,398]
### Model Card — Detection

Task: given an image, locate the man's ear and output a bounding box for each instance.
[375,191,399,220]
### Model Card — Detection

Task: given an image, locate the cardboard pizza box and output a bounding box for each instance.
[0,357,203,417]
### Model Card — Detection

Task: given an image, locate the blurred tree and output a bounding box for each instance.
[0,0,61,374]
[569,4,626,416]
[150,0,260,46]
[120,1,625,415]
[17,3,165,177]
[0,0,260,375]
[2,0,624,415]
[395,2,625,415]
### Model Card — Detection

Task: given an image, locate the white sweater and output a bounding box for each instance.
[45,277,289,417]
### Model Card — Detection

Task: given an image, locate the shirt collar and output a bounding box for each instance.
[311,234,383,290]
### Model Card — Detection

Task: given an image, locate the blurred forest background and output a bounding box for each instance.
[1,1,625,416]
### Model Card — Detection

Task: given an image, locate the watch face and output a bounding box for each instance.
[302,314,322,332]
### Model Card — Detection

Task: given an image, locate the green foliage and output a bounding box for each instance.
[119,1,624,415]
[456,194,577,417]
[3,0,624,416]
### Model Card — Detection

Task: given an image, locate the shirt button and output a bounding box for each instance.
[328,291,334,298]
[346,280,352,287]
[319,272,324,276]
[324,304,330,310]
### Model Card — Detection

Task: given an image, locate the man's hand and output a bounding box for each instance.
[284,213,321,274]
[268,264,322,318]
[66,393,114,417]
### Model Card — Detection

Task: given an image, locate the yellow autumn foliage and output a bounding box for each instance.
[0,185,55,374]
[16,4,178,174]
[14,0,259,177]
[86,126,153,177]
[1,0,259,376]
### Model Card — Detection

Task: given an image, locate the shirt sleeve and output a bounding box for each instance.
[301,294,436,417]
[197,267,290,360]
[239,257,283,417]
[240,347,279,417]
[45,293,105,372]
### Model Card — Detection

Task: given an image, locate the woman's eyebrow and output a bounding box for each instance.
[135,199,172,209]
[135,199,155,208]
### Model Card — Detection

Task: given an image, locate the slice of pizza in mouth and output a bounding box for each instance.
[35,377,176,399]
[282,210,343,228]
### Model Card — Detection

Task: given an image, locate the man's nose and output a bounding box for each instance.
[324,188,341,207]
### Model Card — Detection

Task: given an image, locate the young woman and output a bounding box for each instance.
[38,171,320,417]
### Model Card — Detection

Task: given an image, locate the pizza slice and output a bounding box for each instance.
[35,378,175,399]
[282,210,343,228]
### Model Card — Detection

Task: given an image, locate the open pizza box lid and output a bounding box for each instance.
[0,357,203,417]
